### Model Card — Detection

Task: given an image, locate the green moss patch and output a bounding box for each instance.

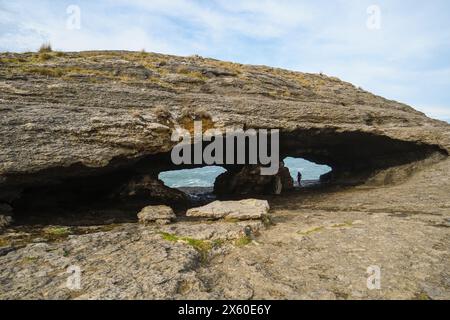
[331,221,354,228]
[297,226,325,236]
[234,236,252,247]
[43,226,72,241]
[0,238,10,247]
[160,232,216,263]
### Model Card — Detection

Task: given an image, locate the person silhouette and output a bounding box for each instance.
[297,171,302,187]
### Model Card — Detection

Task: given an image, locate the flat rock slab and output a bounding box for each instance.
[138,205,176,225]
[186,199,270,220]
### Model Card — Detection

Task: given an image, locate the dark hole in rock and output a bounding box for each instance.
[10,169,190,226]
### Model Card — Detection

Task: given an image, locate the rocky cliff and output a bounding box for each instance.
[1,50,450,300]
[0,50,449,220]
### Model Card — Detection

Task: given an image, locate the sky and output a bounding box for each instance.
[1,0,449,122]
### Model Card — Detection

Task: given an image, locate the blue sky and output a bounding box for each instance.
[1,0,449,122]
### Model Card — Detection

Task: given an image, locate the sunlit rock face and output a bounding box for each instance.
[0,51,449,219]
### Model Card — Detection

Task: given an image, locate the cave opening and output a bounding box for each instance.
[283,157,332,188]
[3,127,448,229]
[159,166,227,204]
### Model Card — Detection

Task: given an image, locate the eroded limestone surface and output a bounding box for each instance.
[1,50,449,211]
[0,50,449,300]
[1,159,448,299]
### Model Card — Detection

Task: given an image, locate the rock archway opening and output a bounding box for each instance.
[3,127,448,227]
[279,128,447,186]
[159,166,227,204]
[283,157,332,188]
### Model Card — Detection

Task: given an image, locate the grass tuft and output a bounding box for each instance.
[331,221,354,228]
[39,42,52,53]
[0,238,10,247]
[43,226,71,237]
[38,52,53,61]
[234,236,252,247]
[160,232,215,263]
[24,67,64,77]
[23,256,38,263]
[297,226,325,236]
[261,215,274,227]
[177,67,207,81]
[414,292,431,300]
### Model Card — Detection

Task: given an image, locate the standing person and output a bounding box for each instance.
[297,171,302,187]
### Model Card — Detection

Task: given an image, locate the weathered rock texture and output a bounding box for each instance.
[1,50,449,215]
[114,175,189,207]
[0,50,449,300]
[215,164,294,195]
[0,159,448,299]
[186,199,270,220]
[137,205,176,225]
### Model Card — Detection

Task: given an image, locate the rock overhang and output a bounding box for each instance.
[0,50,449,213]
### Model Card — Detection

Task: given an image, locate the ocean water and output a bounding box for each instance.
[159,166,227,188]
[159,158,332,188]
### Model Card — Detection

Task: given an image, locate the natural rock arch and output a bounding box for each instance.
[0,50,449,225]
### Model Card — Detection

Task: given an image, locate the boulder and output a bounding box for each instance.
[138,205,176,225]
[186,199,270,220]
[214,164,294,195]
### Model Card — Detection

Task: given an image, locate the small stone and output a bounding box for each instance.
[137,205,176,225]
[244,226,253,237]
